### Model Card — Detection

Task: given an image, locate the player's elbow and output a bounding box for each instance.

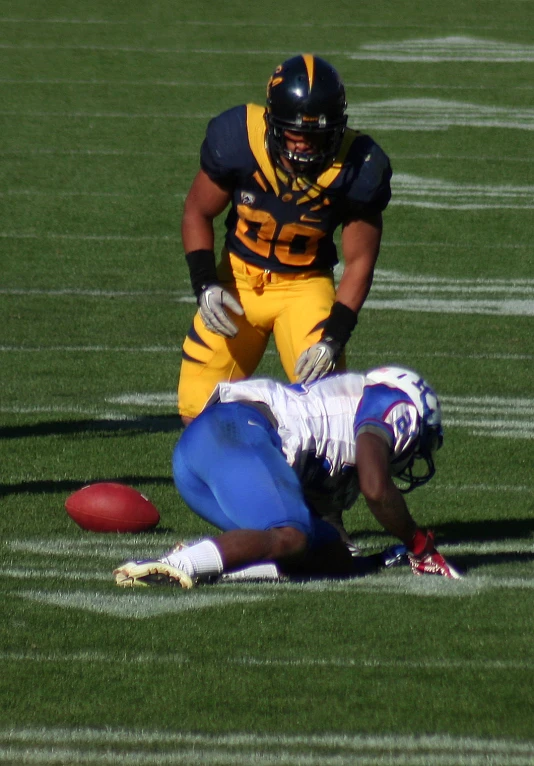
[182,198,214,231]
[360,472,391,506]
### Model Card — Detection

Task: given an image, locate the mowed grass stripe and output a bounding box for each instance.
[2,652,534,672]
[4,274,534,290]
[0,148,194,156]
[2,568,111,581]
[1,186,533,210]
[0,149,532,162]
[2,78,533,93]
[1,347,532,363]
[0,232,181,241]
[2,16,533,25]
[1,234,530,250]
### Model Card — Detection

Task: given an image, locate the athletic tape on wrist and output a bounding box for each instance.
[185,249,219,299]
[322,301,358,348]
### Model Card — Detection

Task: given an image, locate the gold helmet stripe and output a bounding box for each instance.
[302,53,315,90]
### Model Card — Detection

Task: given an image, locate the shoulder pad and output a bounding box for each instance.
[345,133,392,213]
[200,105,253,185]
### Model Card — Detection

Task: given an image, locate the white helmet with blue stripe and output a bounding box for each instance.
[365,365,443,492]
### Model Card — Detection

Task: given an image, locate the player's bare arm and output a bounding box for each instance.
[182,170,244,345]
[181,169,231,251]
[336,213,383,313]
[356,428,461,578]
[355,430,418,547]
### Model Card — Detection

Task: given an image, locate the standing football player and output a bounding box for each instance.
[178,53,392,424]
[114,366,462,588]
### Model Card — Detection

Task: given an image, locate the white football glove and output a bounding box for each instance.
[295,339,341,384]
[198,285,244,338]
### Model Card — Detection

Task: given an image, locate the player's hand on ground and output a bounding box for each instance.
[295,339,341,384]
[198,285,244,338]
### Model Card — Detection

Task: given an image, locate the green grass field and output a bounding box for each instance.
[1,1,534,763]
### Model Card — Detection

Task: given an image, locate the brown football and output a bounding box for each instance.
[65,482,160,533]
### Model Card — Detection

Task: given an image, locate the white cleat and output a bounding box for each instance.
[113,559,195,589]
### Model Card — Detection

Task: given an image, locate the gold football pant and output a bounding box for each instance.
[178,252,345,420]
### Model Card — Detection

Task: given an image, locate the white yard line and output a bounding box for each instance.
[5,535,534,558]
[3,277,534,314]
[2,725,534,765]
[6,572,534,621]
[3,392,534,438]
[16,589,273,617]
[2,98,534,133]
[0,745,531,766]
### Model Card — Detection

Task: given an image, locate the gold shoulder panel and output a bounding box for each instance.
[246,103,279,195]
[316,127,361,189]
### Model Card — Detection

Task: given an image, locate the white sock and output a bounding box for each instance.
[162,539,223,580]
[217,563,281,583]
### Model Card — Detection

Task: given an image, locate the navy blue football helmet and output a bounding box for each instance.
[266,54,348,177]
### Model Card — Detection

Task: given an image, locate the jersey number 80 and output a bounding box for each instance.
[235,204,325,266]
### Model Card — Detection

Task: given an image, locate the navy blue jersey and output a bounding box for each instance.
[200,104,392,273]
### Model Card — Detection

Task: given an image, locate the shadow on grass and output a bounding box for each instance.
[0,414,184,439]
[352,519,534,574]
[437,519,534,572]
[0,475,176,498]
[0,416,185,498]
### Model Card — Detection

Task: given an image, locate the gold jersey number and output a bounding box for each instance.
[235,204,325,267]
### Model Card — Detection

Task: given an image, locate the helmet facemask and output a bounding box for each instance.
[266,113,347,178]
[392,423,443,494]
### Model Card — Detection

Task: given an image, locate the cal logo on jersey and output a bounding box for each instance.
[241,191,256,206]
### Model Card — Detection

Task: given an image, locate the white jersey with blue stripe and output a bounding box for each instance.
[208,373,421,510]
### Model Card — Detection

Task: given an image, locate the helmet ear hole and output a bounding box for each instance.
[266,54,347,176]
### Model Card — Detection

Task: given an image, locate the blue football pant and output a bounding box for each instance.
[172,401,340,550]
